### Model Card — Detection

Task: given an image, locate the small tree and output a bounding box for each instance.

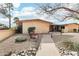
[0,3,14,28]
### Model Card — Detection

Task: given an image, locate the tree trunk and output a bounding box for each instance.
[8,4,11,28]
[9,17,11,28]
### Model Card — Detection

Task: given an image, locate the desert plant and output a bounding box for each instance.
[62,40,75,51]
[61,40,79,56]
[74,43,79,56]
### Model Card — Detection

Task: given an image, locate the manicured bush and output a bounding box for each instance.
[28,27,36,38]
[28,27,35,34]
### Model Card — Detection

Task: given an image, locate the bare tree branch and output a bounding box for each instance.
[36,3,79,21]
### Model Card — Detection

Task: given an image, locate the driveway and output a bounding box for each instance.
[62,33,79,43]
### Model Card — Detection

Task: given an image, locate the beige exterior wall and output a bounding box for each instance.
[0,29,15,41]
[22,20,50,34]
[64,24,79,32]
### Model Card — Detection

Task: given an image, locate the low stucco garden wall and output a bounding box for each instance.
[0,29,15,41]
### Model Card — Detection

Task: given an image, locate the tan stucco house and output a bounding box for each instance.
[22,19,53,34]
[63,23,79,32]
[16,19,54,34]
[16,19,79,33]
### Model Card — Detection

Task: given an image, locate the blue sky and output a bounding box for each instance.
[12,3,39,19]
[0,3,79,27]
[17,3,36,11]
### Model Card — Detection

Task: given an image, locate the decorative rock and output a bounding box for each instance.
[58,47,78,56]
[11,53,17,56]
[70,51,77,56]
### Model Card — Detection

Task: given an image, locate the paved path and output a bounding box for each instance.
[36,34,60,56]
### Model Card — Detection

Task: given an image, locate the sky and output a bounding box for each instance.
[12,3,37,18]
[0,3,79,27]
[0,3,38,27]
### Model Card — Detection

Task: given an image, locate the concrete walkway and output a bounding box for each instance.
[36,34,60,56]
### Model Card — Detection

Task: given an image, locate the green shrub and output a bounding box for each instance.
[28,27,35,34]
[15,37,27,43]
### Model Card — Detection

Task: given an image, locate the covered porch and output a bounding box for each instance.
[49,25,65,32]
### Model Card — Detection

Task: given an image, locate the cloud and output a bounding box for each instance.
[13,7,36,19]
[22,7,35,12]
[13,11,20,17]
[0,17,17,27]
[13,3,20,8]
[64,3,79,11]
[21,7,35,16]
[0,18,9,26]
